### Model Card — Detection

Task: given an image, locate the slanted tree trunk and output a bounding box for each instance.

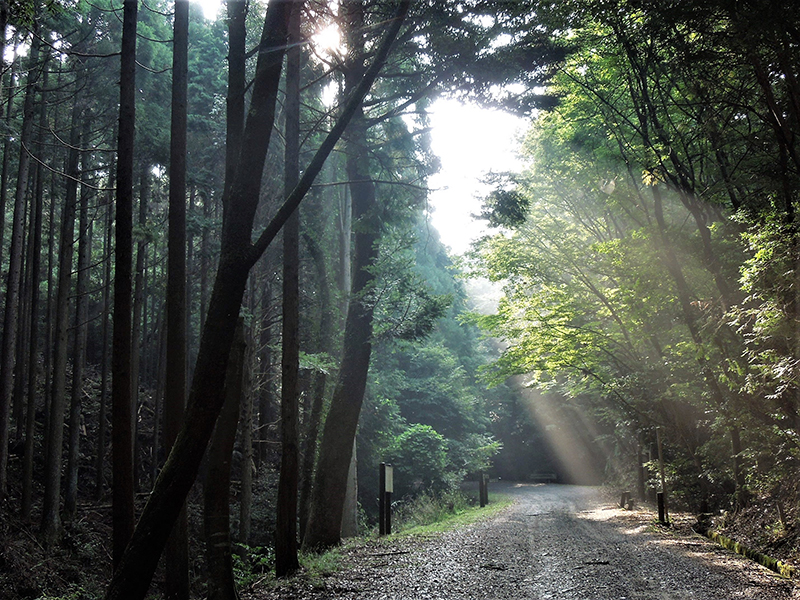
[104,2,409,596]
[275,0,302,578]
[41,100,81,546]
[165,0,190,596]
[204,320,245,600]
[341,440,359,537]
[303,0,381,550]
[111,0,138,569]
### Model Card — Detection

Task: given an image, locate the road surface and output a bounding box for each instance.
[250,483,798,599]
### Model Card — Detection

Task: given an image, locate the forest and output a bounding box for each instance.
[1,0,799,598]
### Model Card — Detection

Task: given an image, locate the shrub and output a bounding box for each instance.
[386,424,449,498]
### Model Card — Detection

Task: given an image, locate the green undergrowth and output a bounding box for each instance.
[238,490,514,592]
[392,491,514,537]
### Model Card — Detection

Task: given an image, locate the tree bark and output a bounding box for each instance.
[276,0,302,578]
[0,23,40,500]
[303,0,381,550]
[64,120,92,521]
[111,0,138,569]
[165,0,190,596]
[95,157,116,501]
[20,67,47,520]
[131,166,149,492]
[204,320,245,600]
[238,363,253,543]
[298,233,332,541]
[40,100,81,546]
[104,2,408,595]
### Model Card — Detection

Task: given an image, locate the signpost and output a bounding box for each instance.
[379,462,393,535]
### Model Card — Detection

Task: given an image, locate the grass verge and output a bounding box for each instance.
[239,490,515,595]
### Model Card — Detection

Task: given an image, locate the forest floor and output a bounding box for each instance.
[245,483,800,600]
[2,482,800,599]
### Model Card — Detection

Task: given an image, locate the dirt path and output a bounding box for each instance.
[248,483,798,599]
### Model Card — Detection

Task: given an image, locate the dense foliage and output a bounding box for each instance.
[470,0,800,512]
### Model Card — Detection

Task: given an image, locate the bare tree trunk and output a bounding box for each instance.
[204,320,245,600]
[20,71,47,520]
[41,100,81,546]
[64,120,92,521]
[0,23,41,499]
[238,363,253,543]
[130,166,149,493]
[298,232,332,541]
[95,157,116,501]
[276,0,302,577]
[103,2,408,595]
[256,283,275,469]
[341,440,359,537]
[303,0,381,550]
[0,48,17,268]
[111,0,138,569]
[165,0,190,596]
[151,312,167,488]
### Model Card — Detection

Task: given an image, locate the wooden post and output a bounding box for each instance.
[656,428,669,523]
[379,462,393,536]
[379,462,386,535]
[479,472,485,507]
[657,492,666,523]
[384,464,393,535]
[620,491,629,508]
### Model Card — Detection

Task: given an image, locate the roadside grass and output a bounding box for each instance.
[239,490,515,594]
[393,490,514,537]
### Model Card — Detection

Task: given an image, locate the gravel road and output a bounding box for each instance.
[248,482,799,599]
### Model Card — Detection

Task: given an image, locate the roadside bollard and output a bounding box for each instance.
[479,472,489,507]
[620,491,629,509]
[657,491,667,524]
[379,463,393,535]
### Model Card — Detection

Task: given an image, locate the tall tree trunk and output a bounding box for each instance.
[0,47,17,276]
[20,72,47,520]
[42,72,63,466]
[204,320,245,600]
[256,282,275,468]
[103,2,408,595]
[151,312,167,488]
[238,363,253,543]
[298,232,332,541]
[12,196,32,446]
[131,166,149,492]
[0,23,40,500]
[96,154,116,501]
[276,0,302,578]
[111,0,138,569]
[40,100,81,546]
[303,0,382,550]
[165,0,190,596]
[64,120,92,521]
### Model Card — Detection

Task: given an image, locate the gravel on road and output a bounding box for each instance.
[246,483,799,600]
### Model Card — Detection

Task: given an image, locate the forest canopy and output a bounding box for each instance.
[2,0,800,598]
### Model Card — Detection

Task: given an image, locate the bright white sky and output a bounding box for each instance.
[192,0,528,256]
[427,99,526,255]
